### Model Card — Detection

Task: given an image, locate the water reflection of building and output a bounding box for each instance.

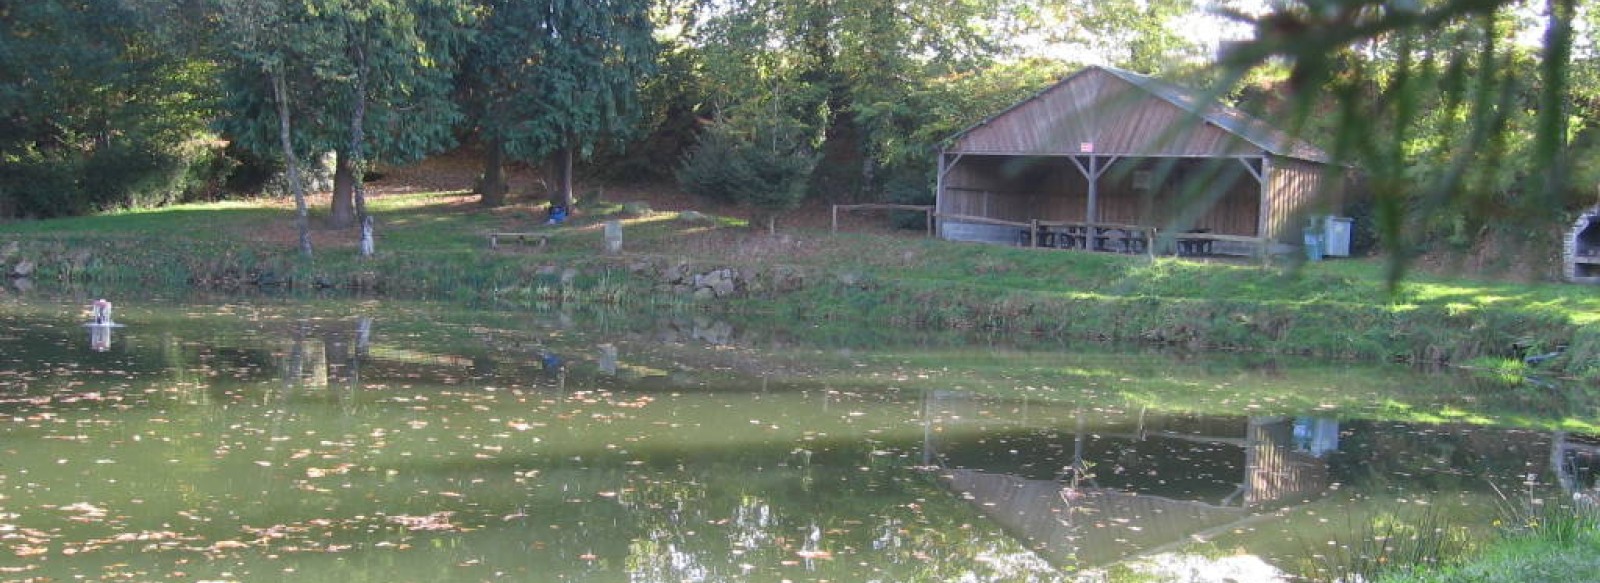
[922,391,1336,568]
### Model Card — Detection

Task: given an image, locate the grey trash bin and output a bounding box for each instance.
[1323,216,1353,257]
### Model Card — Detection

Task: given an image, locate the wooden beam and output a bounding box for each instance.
[935,151,948,238]
[1068,155,1120,224]
[832,204,937,237]
[1257,155,1273,264]
[1088,155,1099,223]
[833,204,937,211]
[932,212,1030,228]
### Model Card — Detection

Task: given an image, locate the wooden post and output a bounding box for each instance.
[1029,219,1040,247]
[831,205,839,234]
[1086,156,1099,224]
[935,153,948,239]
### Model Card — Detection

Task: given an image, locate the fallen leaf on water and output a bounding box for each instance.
[58,502,108,521]
[387,512,457,531]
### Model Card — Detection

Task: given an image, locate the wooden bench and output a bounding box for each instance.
[488,232,548,249]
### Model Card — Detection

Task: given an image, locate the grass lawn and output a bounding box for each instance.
[4,181,1599,379]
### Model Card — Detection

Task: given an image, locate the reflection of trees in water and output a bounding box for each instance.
[925,392,1337,568]
[606,445,1059,582]
[1330,421,1557,496]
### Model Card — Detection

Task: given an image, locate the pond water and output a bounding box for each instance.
[1,293,1596,582]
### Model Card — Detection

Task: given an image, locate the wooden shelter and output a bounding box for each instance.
[936,65,1342,256]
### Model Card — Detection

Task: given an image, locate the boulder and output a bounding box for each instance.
[771,266,804,293]
[662,262,687,285]
[0,241,17,262]
[736,269,758,290]
[692,319,734,344]
[706,269,737,298]
[9,259,35,278]
[836,271,872,289]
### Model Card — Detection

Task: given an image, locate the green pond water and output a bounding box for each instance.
[1,293,1596,582]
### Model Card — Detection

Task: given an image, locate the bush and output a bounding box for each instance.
[883,165,935,230]
[675,127,743,205]
[0,147,84,218]
[0,139,235,219]
[676,121,815,230]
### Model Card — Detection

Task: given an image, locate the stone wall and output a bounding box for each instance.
[628,259,808,300]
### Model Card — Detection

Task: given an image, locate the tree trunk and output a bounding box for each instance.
[270,67,313,259]
[330,148,356,229]
[349,39,374,257]
[479,138,508,207]
[549,144,575,209]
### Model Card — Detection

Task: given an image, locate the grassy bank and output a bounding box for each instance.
[3,189,1598,380]
[1376,505,1600,583]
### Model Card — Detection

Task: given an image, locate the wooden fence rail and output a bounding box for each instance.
[831,204,935,235]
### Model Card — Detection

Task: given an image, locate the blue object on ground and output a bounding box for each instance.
[1304,233,1324,262]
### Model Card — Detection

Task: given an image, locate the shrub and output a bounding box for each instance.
[0,138,234,218]
[676,119,816,231]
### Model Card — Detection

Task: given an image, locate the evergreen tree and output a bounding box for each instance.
[459,0,657,208]
[0,0,220,218]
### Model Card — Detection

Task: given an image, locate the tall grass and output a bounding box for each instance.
[1371,488,1600,583]
[1296,503,1472,583]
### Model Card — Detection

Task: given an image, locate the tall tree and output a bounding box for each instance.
[1043,0,1205,72]
[321,0,473,253]
[694,0,1033,203]
[0,0,219,218]
[214,0,469,243]
[1213,0,1590,280]
[323,0,471,232]
[460,0,658,208]
[214,0,334,258]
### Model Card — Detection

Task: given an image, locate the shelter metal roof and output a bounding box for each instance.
[945,65,1332,164]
